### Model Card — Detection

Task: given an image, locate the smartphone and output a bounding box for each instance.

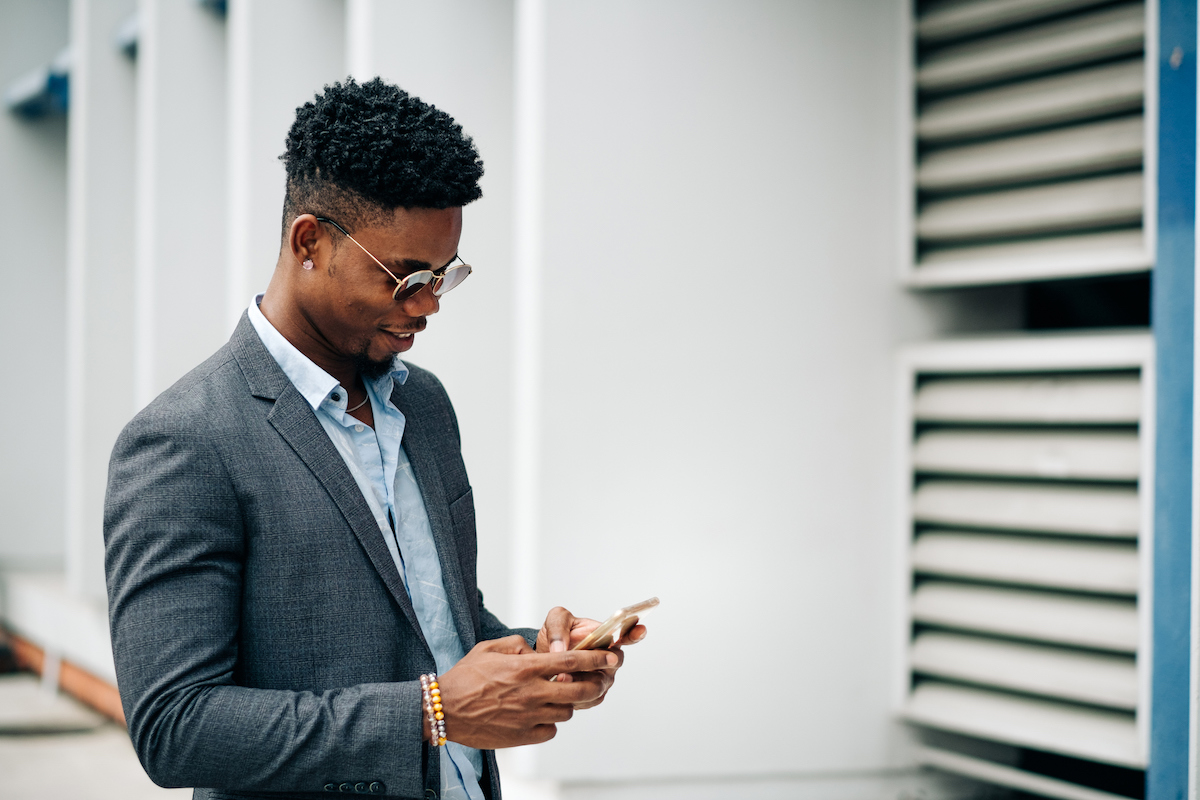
[570,597,659,651]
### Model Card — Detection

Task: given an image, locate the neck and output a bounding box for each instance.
[258,281,360,392]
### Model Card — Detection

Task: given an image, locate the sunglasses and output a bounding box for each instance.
[315,216,472,301]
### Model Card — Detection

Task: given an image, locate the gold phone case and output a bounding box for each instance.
[570,597,659,651]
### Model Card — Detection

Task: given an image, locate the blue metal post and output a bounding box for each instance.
[1150,2,1196,799]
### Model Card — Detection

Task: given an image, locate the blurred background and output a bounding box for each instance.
[0,1,1194,799]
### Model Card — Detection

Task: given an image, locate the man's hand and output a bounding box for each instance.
[435,635,619,749]
[535,607,647,708]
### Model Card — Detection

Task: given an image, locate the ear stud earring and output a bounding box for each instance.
[302,259,314,270]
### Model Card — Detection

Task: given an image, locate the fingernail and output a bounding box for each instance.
[550,639,565,653]
[606,653,618,667]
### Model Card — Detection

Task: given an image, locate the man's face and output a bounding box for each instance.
[304,206,463,373]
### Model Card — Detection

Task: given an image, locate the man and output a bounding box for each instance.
[105,78,643,800]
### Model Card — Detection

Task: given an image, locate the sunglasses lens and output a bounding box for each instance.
[433,264,472,296]
[394,271,433,301]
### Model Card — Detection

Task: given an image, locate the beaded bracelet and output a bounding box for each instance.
[420,673,447,747]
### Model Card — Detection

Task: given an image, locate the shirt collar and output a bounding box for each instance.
[247,294,409,412]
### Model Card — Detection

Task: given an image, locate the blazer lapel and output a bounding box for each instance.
[392,383,478,651]
[229,315,428,650]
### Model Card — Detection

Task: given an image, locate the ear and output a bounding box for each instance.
[289,214,323,269]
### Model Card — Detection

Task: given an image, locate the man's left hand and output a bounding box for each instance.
[535,606,647,709]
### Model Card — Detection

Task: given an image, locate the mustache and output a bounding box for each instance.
[383,320,427,335]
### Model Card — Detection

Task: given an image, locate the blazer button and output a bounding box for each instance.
[368,782,385,794]
[425,790,438,800]
[340,783,353,792]
[324,784,337,792]
[354,783,367,793]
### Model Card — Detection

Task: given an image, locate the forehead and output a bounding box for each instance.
[368,206,462,257]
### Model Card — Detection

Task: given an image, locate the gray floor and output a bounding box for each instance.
[0,673,189,800]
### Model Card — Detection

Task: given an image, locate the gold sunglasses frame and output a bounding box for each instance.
[314,216,472,301]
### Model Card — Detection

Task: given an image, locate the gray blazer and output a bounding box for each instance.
[105,314,533,800]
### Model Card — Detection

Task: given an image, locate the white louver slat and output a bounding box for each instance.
[912,532,1138,594]
[910,0,1150,286]
[912,480,1139,536]
[910,631,1137,709]
[907,682,1141,768]
[913,230,1147,286]
[913,429,1140,480]
[917,173,1142,241]
[917,116,1143,191]
[917,3,1144,92]
[914,373,1140,423]
[917,0,1115,43]
[917,59,1143,143]
[911,581,1138,652]
[900,335,1151,793]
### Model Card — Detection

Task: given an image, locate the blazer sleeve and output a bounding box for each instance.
[104,410,429,797]
[476,593,538,650]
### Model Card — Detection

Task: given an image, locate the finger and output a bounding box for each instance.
[552,673,610,706]
[568,669,614,697]
[546,704,575,724]
[618,624,647,645]
[480,634,533,655]
[529,724,558,745]
[534,649,619,678]
[542,606,574,653]
[566,617,600,650]
[596,647,625,669]
[548,631,568,680]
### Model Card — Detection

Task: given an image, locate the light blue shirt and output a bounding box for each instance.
[248,298,484,800]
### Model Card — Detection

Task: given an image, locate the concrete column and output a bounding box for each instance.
[226,0,345,327]
[133,0,226,406]
[64,0,137,601]
[350,0,518,624]
[0,1,70,572]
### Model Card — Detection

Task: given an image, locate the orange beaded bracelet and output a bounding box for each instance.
[420,673,447,747]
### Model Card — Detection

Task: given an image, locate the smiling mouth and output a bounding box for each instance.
[382,327,422,346]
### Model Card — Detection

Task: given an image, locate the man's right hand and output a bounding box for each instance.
[433,635,620,749]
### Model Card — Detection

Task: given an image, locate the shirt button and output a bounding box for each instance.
[331,393,341,402]
[355,425,364,432]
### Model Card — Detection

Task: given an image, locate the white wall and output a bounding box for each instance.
[523,0,1002,789]
[0,0,69,572]
[227,0,346,329]
[354,0,519,622]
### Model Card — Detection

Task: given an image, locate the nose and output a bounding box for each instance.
[401,282,440,316]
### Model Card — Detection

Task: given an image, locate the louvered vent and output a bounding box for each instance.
[910,0,1152,287]
[900,335,1152,800]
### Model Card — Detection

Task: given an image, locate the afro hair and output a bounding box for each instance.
[280,77,483,235]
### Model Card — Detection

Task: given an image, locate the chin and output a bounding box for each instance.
[352,349,399,381]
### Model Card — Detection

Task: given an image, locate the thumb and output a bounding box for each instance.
[478,634,533,656]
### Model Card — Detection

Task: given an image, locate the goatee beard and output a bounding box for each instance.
[352,349,396,382]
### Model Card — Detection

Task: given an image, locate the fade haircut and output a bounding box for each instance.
[279,77,483,239]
